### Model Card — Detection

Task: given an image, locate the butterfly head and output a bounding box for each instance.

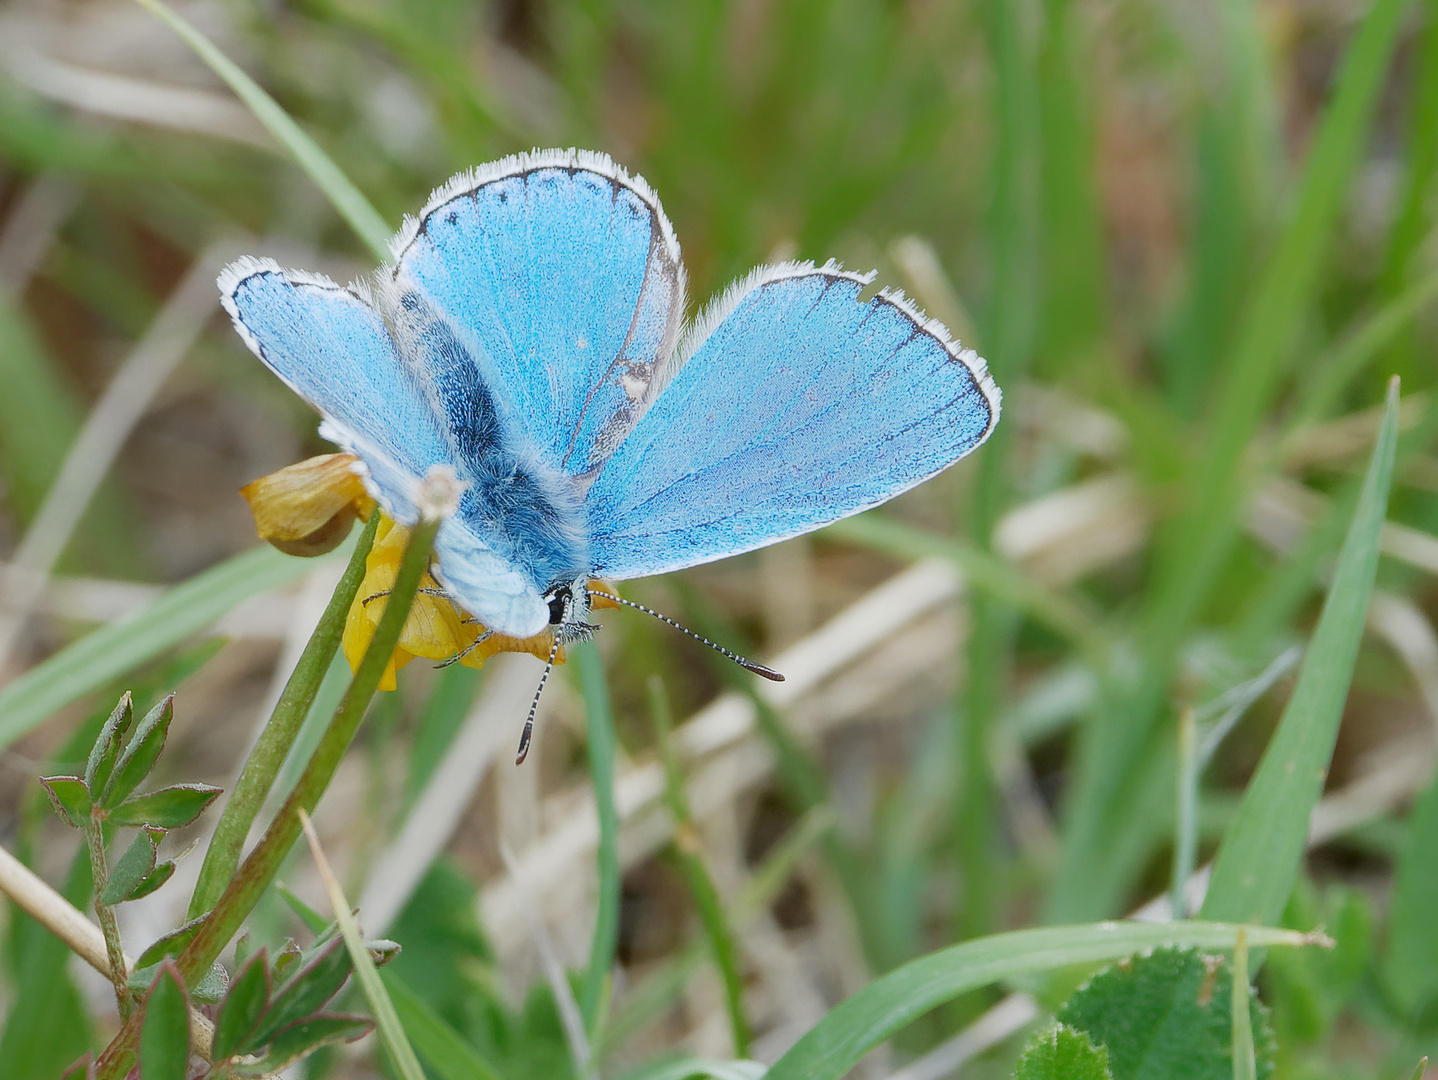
[545,579,597,644]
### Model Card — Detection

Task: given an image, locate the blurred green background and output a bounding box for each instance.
[1,0,1437,1076]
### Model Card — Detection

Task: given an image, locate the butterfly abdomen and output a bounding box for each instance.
[388,284,589,596]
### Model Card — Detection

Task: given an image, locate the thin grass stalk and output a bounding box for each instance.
[1231,929,1257,1080]
[575,642,620,1042]
[299,808,426,1080]
[1202,380,1400,928]
[1171,706,1198,921]
[92,513,441,1080]
[134,0,392,261]
[188,511,379,918]
[649,677,752,1058]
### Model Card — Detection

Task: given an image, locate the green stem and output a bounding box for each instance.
[188,514,378,918]
[1171,706,1198,920]
[576,642,620,1045]
[83,820,133,1019]
[93,513,439,1080]
[649,677,752,1058]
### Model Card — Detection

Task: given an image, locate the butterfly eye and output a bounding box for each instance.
[545,585,572,625]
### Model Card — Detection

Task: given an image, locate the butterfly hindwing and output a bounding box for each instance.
[391,149,685,481]
[585,263,1000,579]
[220,258,552,637]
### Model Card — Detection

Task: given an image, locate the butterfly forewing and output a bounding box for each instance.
[585,263,1000,580]
[391,149,685,482]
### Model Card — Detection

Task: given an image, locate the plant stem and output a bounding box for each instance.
[1172,706,1198,920]
[577,642,620,1044]
[649,676,752,1058]
[83,820,133,1018]
[93,513,439,1080]
[188,513,379,918]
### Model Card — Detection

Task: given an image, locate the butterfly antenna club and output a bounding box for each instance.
[517,634,562,765]
[586,589,784,682]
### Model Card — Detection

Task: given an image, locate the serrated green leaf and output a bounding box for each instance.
[213,951,270,1061]
[241,934,352,1054]
[135,916,208,970]
[138,963,190,1080]
[100,696,174,810]
[99,827,162,906]
[232,1015,372,1077]
[110,784,222,829]
[85,693,133,793]
[764,923,1312,1080]
[1014,1024,1112,1080]
[1056,947,1274,1080]
[39,776,91,828]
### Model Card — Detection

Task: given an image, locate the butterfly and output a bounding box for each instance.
[221,148,1000,685]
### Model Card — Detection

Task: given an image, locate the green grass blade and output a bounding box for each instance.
[764,921,1322,1080]
[1201,380,1400,928]
[382,971,509,1080]
[298,810,425,1080]
[133,0,392,261]
[649,678,751,1058]
[1382,765,1438,1016]
[1283,266,1438,439]
[576,642,620,1040]
[1172,707,1198,920]
[0,543,335,751]
[619,1060,767,1080]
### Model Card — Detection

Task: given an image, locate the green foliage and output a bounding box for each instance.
[99,827,164,906]
[1014,1025,1112,1080]
[0,852,93,1079]
[1385,771,1438,1019]
[1056,947,1274,1080]
[206,927,385,1073]
[1202,383,1398,928]
[0,544,327,750]
[137,964,190,1080]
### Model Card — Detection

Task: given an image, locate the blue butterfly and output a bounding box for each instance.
[221,148,999,661]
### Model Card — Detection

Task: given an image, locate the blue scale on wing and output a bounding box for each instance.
[394,165,681,480]
[586,272,995,579]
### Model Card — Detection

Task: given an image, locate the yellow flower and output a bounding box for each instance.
[243,453,618,692]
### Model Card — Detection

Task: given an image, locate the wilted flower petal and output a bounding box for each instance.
[241,453,374,556]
